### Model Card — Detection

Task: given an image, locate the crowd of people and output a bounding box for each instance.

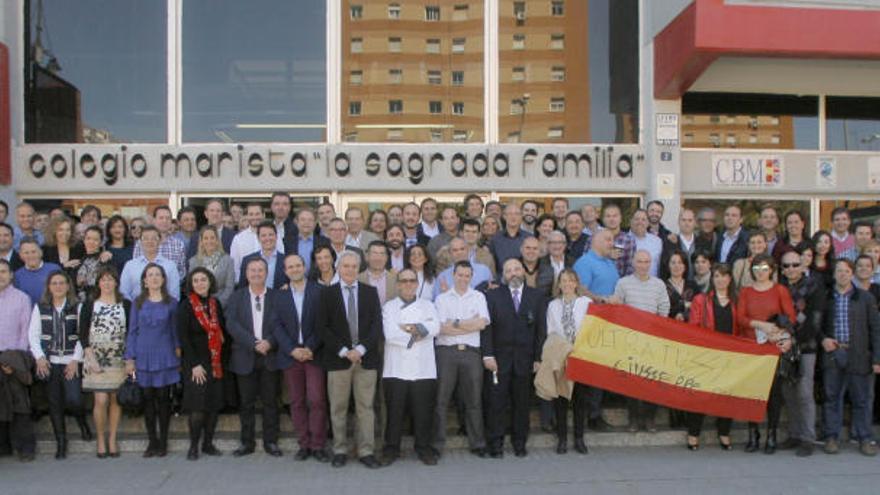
[0,194,879,467]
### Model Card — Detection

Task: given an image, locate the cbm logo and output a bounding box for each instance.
[712,155,783,188]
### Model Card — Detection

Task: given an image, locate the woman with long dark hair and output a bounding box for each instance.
[665,250,698,321]
[686,263,737,451]
[104,215,133,274]
[80,266,130,458]
[405,244,436,301]
[811,230,835,288]
[74,226,112,300]
[691,251,714,294]
[309,244,338,286]
[124,263,180,457]
[367,209,389,239]
[772,210,810,262]
[178,267,229,460]
[43,216,84,279]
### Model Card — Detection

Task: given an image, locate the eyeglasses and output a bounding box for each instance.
[781,263,800,269]
[751,264,772,273]
[398,278,418,283]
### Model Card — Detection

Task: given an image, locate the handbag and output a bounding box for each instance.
[117,375,143,410]
[768,314,800,382]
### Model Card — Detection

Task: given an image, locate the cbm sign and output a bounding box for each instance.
[711,154,784,188]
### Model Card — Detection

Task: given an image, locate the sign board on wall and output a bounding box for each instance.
[816,156,836,188]
[711,154,784,188]
[655,114,679,146]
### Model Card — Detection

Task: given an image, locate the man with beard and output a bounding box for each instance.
[551,198,569,230]
[385,225,407,272]
[520,200,539,234]
[402,203,430,248]
[646,200,672,241]
[482,259,546,458]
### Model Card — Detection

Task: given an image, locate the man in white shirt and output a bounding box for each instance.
[229,203,266,284]
[419,198,440,239]
[381,269,440,466]
[433,261,490,457]
[630,209,663,277]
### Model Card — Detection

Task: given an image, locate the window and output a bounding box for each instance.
[425,6,440,21]
[512,67,525,82]
[388,3,400,19]
[388,69,403,84]
[26,0,167,143]
[510,100,524,115]
[514,2,526,23]
[349,101,362,116]
[350,5,363,19]
[826,96,880,151]
[343,131,358,142]
[430,129,444,142]
[550,97,565,112]
[512,34,525,50]
[351,37,363,53]
[427,70,442,85]
[551,66,566,82]
[388,37,402,53]
[452,38,466,53]
[452,71,464,86]
[182,0,326,143]
[452,102,464,115]
[387,128,403,140]
[550,34,565,50]
[429,101,443,114]
[552,1,564,16]
[426,38,440,53]
[453,4,468,20]
[547,127,564,139]
[453,130,469,142]
[389,100,403,114]
[350,70,363,85]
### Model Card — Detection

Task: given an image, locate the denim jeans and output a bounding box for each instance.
[822,353,874,442]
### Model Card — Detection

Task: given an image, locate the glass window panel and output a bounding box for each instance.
[182,0,326,142]
[25,0,166,143]
[341,0,484,143]
[818,200,880,232]
[681,93,819,150]
[499,0,639,144]
[826,96,880,151]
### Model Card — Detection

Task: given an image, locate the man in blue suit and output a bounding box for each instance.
[274,253,329,462]
[224,257,282,457]
[482,258,546,459]
[238,221,287,290]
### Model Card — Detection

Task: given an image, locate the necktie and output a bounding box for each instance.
[346,286,358,345]
[512,289,521,312]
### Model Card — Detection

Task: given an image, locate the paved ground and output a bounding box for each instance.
[2,444,879,495]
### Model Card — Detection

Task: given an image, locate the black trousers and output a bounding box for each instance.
[555,383,588,441]
[686,413,733,437]
[0,415,36,455]
[486,370,531,451]
[47,363,83,439]
[236,355,280,448]
[750,375,784,430]
[383,378,436,457]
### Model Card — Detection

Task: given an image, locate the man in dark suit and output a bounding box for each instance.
[224,257,282,457]
[274,253,329,462]
[316,251,383,469]
[325,218,367,272]
[237,221,287,290]
[286,208,329,274]
[482,258,546,458]
[269,192,299,255]
[714,204,750,265]
[0,223,24,271]
[186,198,236,261]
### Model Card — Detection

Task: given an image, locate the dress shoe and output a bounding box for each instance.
[574,438,589,455]
[514,447,527,458]
[187,447,199,461]
[795,442,814,457]
[469,447,488,458]
[201,445,222,456]
[96,452,108,459]
[744,426,760,453]
[556,439,567,454]
[264,443,283,457]
[778,437,801,450]
[156,445,168,458]
[19,452,35,462]
[55,438,67,460]
[588,418,613,432]
[860,441,878,457]
[488,449,503,459]
[294,448,311,461]
[312,450,331,463]
[359,455,382,469]
[331,454,347,467]
[764,429,777,455]
[77,416,93,442]
[233,446,255,457]
[823,438,839,454]
[418,453,438,466]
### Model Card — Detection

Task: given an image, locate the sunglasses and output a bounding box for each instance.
[751,264,772,273]
[781,263,800,269]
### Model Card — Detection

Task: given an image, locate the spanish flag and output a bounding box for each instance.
[566,305,780,422]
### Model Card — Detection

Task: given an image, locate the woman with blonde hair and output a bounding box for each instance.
[188,226,234,306]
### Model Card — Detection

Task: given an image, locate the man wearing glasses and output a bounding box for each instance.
[694,207,719,256]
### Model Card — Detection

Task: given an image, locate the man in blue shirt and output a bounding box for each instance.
[12,237,60,306]
[12,203,44,249]
[435,238,492,299]
[574,230,620,304]
[120,226,180,301]
[489,203,533,274]
[238,221,287,290]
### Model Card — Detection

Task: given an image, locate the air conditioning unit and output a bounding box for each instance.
[515,11,525,21]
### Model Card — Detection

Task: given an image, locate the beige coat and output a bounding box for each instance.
[534,333,573,401]
[358,269,399,305]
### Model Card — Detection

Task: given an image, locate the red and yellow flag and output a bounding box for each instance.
[566,304,780,422]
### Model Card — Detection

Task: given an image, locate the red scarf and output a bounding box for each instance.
[189,293,224,379]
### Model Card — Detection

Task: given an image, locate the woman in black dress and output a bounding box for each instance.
[178,267,229,460]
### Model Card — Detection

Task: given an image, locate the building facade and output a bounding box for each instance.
[0,0,878,230]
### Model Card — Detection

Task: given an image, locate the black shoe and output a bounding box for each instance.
[156,443,168,458]
[556,439,567,454]
[764,429,777,455]
[588,418,613,432]
[574,438,588,455]
[264,443,283,457]
[19,452,35,462]
[514,447,527,458]
[430,446,441,458]
[418,453,438,466]
[718,436,733,451]
[312,449,331,463]
[331,454,347,467]
[55,438,67,460]
[294,448,311,461]
[233,446,255,457]
[97,452,108,459]
[796,442,814,457]
[77,416,93,442]
[359,455,382,469]
[187,447,199,461]
[381,453,398,467]
[745,427,760,453]
[488,448,503,459]
[201,445,222,456]
[778,438,801,450]
[469,447,488,458]
[457,425,467,436]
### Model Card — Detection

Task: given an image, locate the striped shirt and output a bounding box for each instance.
[613,275,670,317]
[833,288,852,344]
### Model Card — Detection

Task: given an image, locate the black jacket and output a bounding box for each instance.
[79,298,132,348]
[237,252,288,290]
[782,275,825,354]
[821,287,880,375]
[224,287,280,374]
[273,282,323,370]
[316,282,383,371]
[482,285,546,376]
[714,229,750,265]
[177,296,230,373]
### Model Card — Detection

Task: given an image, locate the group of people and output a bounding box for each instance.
[0,194,878,467]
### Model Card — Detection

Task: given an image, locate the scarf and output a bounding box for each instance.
[189,293,224,379]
